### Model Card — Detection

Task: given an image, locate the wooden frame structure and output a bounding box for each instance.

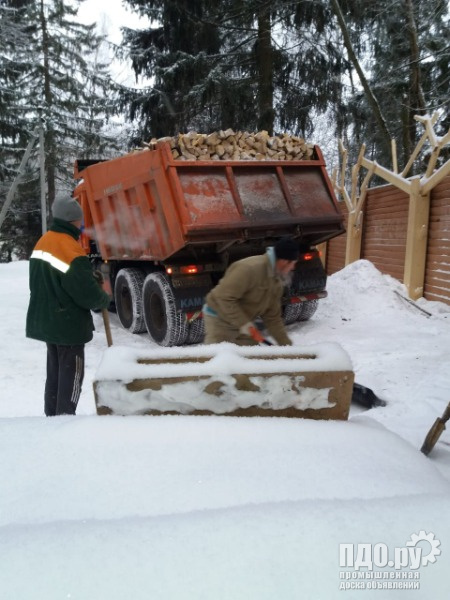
[333,113,450,299]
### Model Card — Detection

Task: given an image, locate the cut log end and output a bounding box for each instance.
[143,130,314,162]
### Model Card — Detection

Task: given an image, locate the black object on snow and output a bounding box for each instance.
[352,383,387,409]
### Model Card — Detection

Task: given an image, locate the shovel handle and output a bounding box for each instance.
[102,308,113,347]
[442,402,450,423]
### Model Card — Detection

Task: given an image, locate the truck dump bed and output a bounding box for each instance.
[74,142,344,261]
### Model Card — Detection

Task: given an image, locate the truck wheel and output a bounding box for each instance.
[298,300,318,321]
[143,272,188,346]
[114,268,146,333]
[186,317,205,344]
[283,303,303,325]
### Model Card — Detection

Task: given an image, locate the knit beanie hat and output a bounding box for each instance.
[274,237,299,261]
[52,197,83,222]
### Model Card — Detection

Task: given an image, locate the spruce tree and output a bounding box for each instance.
[0,0,31,182]
[118,0,448,167]
[119,0,345,142]
[17,0,120,204]
[0,0,39,260]
[0,0,120,259]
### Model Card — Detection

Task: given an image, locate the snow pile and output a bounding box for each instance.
[1,416,450,600]
[1,259,450,599]
[318,259,408,320]
[1,416,449,525]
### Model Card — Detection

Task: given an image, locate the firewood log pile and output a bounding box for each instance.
[143,129,315,161]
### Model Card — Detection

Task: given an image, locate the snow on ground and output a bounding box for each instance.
[1,259,450,599]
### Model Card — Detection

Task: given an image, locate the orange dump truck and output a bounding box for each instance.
[74,141,344,346]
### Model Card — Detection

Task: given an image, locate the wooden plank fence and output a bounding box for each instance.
[325,174,450,305]
[424,175,450,304]
[328,113,450,304]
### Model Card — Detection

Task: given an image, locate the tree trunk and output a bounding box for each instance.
[40,0,55,207]
[256,6,274,135]
[404,0,426,162]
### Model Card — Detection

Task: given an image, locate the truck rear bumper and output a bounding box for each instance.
[287,290,328,304]
[185,290,328,322]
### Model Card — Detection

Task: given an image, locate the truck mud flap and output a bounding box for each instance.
[174,286,210,312]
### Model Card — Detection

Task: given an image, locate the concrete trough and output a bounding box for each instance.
[93,342,354,420]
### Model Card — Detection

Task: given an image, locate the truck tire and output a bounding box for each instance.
[298,299,318,321]
[283,302,303,325]
[186,317,205,345]
[114,268,146,333]
[143,272,188,346]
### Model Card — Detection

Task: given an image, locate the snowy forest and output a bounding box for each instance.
[0,0,449,260]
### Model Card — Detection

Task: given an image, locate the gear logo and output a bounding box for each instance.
[406,531,441,566]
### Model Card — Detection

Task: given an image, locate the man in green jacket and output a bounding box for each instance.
[26,196,111,416]
[203,237,299,346]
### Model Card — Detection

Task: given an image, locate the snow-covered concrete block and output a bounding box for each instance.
[93,342,354,419]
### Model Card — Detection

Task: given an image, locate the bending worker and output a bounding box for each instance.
[203,237,299,346]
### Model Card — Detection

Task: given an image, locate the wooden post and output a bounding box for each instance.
[345,210,363,265]
[316,242,327,269]
[403,177,431,300]
[391,139,398,173]
[343,144,372,266]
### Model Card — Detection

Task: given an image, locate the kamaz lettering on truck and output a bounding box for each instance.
[73,138,345,346]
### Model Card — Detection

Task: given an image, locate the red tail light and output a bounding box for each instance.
[166,265,203,275]
[302,253,314,261]
[180,265,200,274]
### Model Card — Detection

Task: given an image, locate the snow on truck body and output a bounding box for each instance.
[74,140,345,346]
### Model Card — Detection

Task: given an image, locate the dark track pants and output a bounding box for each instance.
[44,343,85,416]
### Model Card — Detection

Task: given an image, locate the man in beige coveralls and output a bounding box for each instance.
[203,237,299,346]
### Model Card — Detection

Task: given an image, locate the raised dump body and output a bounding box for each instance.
[74,141,344,346]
